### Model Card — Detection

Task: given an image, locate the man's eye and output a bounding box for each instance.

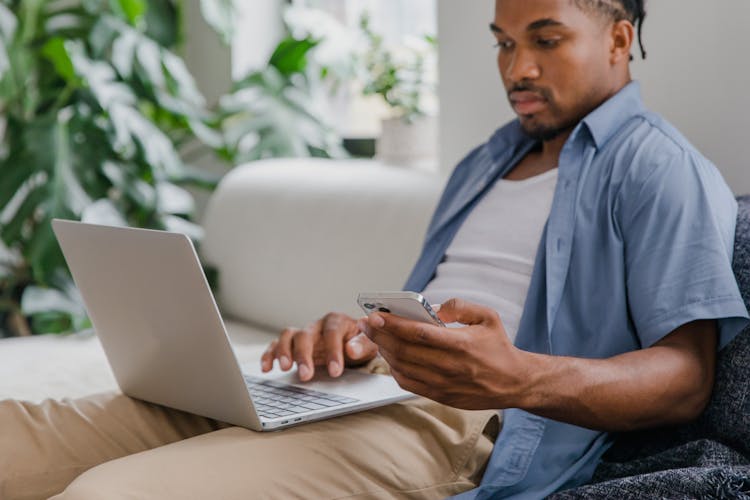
[536,38,560,49]
[493,40,514,50]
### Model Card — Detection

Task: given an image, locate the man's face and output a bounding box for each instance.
[492,0,617,140]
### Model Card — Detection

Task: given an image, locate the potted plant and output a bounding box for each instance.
[217,28,346,163]
[358,14,438,168]
[0,0,229,336]
[0,0,354,337]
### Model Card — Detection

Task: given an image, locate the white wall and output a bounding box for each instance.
[437,1,509,173]
[437,0,750,195]
[181,0,235,220]
[232,0,286,78]
[182,0,233,106]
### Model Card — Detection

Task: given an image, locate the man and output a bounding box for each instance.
[2,0,747,499]
[261,0,747,497]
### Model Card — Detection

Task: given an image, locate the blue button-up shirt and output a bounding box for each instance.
[404,82,749,499]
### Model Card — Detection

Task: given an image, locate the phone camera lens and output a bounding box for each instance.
[378,307,391,313]
[363,303,375,309]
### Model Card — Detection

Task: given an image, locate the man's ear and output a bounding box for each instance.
[610,19,635,64]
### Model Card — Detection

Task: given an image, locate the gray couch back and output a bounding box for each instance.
[698,195,750,454]
[734,195,750,312]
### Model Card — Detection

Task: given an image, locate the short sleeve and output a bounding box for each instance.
[617,150,749,349]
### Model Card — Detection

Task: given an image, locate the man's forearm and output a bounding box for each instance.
[513,320,717,432]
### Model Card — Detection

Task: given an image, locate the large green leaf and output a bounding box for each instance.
[50,107,92,216]
[113,0,146,26]
[98,15,212,150]
[156,181,194,215]
[43,6,93,40]
[110,26,137,77]
[109,103,183,177]
[220,66,345,162]
[65,39,186,178]
[0,179,48,245]
[81,198,128,226]
[41,36,77,83]
[66,39,136,107]
[100,160,157,209]
[21,284,85,317]
[0,119,56,235]
[142,0,179,47]
[268,37,317,79]
[21,273,90,333]
[18,0,45,44]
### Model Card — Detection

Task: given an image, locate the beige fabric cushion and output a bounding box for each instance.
[201,159,443,332]
[0,320,275,403]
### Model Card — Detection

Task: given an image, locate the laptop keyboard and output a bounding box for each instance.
[244,375,359,420]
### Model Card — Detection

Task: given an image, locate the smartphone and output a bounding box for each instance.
[357,291,445,327]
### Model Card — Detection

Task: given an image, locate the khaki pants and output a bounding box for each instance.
[0,391,499,500]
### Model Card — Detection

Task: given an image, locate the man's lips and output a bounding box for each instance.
[509,91,547,115]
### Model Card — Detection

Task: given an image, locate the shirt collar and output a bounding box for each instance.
[581,80,646,149]
[486,119,535,164]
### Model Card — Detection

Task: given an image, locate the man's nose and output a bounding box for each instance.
[503,48,541,82]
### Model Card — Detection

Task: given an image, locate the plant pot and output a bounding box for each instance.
[376,115,438,169]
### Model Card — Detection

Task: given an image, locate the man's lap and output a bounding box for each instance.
[1,392,498,499]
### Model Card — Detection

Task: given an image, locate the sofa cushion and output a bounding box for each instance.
[550,196,750,498]
[201,159,443,332]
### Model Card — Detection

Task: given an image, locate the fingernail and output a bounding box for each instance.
[348,340,363,357]
[298,364,311,380]
[328,360,340,376]
[280,356,291,369]
[357,319,367,332]
[261,359,270,371]
[371,315,385,328]
[432,303,442,312]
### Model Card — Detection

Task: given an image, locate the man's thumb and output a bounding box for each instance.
[436,298,495,326]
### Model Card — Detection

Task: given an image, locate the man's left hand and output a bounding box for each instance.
[360,298,529,410]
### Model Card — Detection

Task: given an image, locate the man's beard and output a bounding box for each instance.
[520,119,577,142]
[520,121,572,141]
[508,82,576,142]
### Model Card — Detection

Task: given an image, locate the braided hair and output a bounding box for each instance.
[575,0,647,59]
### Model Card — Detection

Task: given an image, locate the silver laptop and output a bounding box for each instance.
[52,219,413,431]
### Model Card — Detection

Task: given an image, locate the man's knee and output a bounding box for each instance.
[55,400,498,499]
[55,427,294,499]
[1,393,225,499]
[51,473,109,500]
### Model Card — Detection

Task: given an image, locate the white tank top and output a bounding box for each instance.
[422,168,558,342]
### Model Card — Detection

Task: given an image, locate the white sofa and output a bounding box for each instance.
[0,158,444,403]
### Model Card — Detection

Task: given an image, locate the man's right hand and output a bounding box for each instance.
[261,313,379,382]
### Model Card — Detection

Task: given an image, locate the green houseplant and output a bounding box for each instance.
[217,14,346,163]
[0,0,349,337]
[0,0,230,336]
[358,13,437,124]
[355,13,438,167]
